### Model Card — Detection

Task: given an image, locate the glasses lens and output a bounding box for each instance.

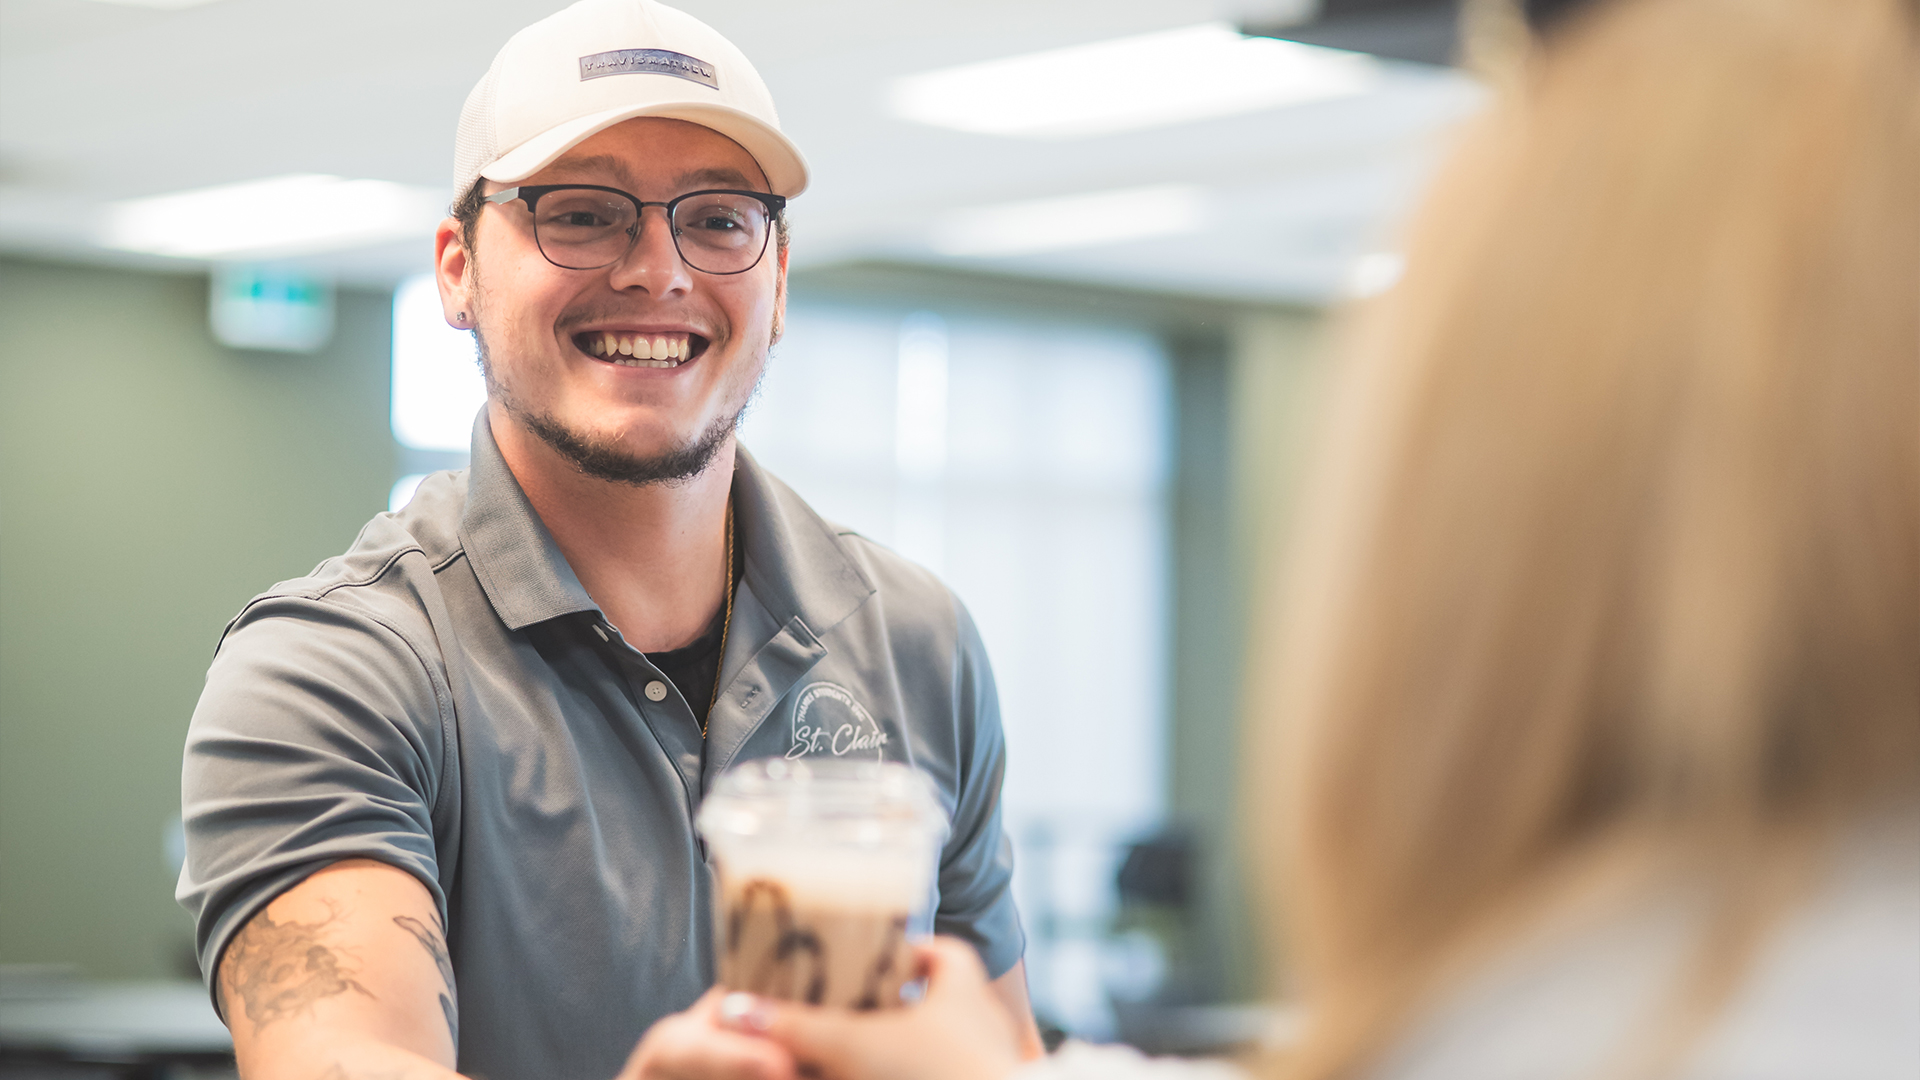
[531,189,638,270]
[672,193,773,274]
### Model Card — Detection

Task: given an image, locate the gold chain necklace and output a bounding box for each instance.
[702,499,734,741]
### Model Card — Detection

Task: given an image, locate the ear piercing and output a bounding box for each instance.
[457,312,468,324]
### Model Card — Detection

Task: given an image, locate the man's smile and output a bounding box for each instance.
[571,328,712,369]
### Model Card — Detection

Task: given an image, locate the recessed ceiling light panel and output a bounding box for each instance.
[888,22,1379,140]
[98,174,449,259]
[79,0,226,9]
[930,184,1208,257]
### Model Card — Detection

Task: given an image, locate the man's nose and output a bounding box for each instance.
[608,205,692,295]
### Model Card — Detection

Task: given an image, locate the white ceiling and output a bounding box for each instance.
[0,0,1484,303]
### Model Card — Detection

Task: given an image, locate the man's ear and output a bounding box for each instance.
[433,217,474,329]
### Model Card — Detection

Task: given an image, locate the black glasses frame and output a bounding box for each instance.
[485,184,788,275]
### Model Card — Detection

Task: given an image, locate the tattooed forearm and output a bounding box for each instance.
[393,912,458,1048]
[222,900,374,1030]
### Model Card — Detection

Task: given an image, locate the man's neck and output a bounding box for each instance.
[488,403,733,653]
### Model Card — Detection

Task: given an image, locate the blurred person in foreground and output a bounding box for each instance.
[642,0,1920,1076]
[176,1,1040,1078]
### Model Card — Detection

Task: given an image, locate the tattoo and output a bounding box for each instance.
[394,912,459,1048]
[222,901,374,1030]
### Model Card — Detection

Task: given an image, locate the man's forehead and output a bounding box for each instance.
[547,153,758,188]
[538,115,770,194]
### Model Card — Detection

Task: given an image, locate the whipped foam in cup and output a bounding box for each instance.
[697,758,948,1009]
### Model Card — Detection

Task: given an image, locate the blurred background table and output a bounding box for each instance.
[1,967,232,1080]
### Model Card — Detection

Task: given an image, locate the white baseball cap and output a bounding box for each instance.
[453,0,808,199]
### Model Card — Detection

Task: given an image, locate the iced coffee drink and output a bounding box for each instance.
[697,759,947,1009]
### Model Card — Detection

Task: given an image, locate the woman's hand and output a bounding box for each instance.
[720,937,1024,1080]
[616,987,799,1080]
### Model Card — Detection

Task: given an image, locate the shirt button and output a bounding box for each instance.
[644,680,669,702]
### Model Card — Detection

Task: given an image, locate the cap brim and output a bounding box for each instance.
[481,102,809,198]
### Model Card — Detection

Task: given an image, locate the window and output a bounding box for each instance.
[742,304,1172,1035]
[390,273,485,508]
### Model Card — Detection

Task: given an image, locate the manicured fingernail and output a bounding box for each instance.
[719,991,772,1031]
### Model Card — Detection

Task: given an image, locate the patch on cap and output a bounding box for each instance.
[578,48,719,88]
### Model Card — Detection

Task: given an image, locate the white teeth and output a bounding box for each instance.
[585,332,694,366]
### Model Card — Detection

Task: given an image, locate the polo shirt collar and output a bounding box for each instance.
[731,444,875,640]
[459,410,876,639]
[459,410,599,631]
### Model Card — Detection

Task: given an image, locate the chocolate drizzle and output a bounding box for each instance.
[853,914,909,1010]
[727,879,827,1002]
[721,877,912,1008]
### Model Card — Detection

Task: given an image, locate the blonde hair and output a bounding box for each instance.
[1258,0,1920,1076]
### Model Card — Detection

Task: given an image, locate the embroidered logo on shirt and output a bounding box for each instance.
[578,48,719,88]
[787,682,889,760]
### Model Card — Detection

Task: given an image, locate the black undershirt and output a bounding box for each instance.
[644,539,741,731]
[647,602,726,730]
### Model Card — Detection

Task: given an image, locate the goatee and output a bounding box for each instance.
[476,327,755,487]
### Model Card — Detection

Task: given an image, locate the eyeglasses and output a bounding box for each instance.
[485,185,787,275]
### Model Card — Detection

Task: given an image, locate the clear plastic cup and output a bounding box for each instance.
[696,758,949,1009]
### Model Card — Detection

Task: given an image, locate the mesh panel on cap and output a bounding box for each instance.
[452,50,505,196]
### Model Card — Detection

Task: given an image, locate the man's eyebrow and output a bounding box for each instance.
[676,167,761,191]
[542,154,634,185]
[566,154,628,171]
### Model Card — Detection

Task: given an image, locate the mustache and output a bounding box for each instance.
[554,305,719,336]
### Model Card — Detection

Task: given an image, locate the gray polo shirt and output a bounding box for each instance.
[177,414,1023,1080]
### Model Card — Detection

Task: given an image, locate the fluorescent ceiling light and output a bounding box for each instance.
[80,0,225,8]
[99,174,448,259]
[930,184,1206,258]
[888,22,1379,139]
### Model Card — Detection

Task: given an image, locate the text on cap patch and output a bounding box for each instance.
[579,48,719,89]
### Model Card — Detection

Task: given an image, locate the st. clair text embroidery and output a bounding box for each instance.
[787,682,889,760]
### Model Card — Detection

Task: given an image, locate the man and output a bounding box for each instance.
[176,2,1040,1077]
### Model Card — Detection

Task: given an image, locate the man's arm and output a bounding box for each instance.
[987,960,1046,1061]
[938,599,1043,1060]
[220,859,460,1080]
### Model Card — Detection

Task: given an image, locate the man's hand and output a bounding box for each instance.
[717,938,1023,1080]
[220,859,462,1080]
[615,988,797,1080]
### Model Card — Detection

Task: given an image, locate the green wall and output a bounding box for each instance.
[1165,310,1330,1003]
[0,256,395,979]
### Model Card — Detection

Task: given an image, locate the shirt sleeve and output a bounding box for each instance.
[931,598,1027,979]
[176,591,452,1008]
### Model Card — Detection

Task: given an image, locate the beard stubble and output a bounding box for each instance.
[469,301,771,488]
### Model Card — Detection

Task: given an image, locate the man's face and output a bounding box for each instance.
[438,117,787,484]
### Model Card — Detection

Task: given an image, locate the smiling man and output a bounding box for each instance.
[175,3,1038,1078]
